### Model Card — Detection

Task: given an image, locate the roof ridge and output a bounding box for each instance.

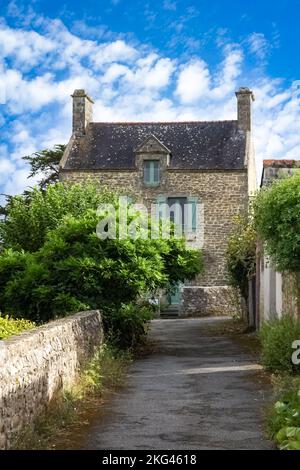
[89,120,237,125]
[263,159,300,167]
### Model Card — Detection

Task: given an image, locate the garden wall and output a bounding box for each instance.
[181,286,242,317]
[0,310,103,449]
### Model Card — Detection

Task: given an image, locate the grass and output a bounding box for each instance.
[259,315,300,374]
[0,314,35,340]
[266,374,300,450]
[12,343,132,450]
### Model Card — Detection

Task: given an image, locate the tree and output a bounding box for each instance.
[0,182,114,252]
[0,144,65,217]
[22,144,66,190]
[253,172,300,272]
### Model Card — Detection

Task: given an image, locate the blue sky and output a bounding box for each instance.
[0,0,300,198]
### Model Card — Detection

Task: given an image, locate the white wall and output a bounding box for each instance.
[260,255,282,323]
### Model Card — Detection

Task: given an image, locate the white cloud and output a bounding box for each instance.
[175,46,243,104]
[175,59,210,103]
[211,46,243,99]
[247,32,270,60]
[0,10,300,197]
[163,0,177,11]
[0,159,15,185]
[0,24,55,68]
[91,40,138,68]
[3,168,35,197]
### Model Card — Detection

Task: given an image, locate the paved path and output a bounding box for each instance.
[82,318,273,450]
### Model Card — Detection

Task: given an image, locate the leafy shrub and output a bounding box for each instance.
[103,302,155,349]
[82,343,132,391]
[267,376,300,450]
[259,316,300,374]
[0,210,202,325]
[0,314,35,340]
[253,172,300,272]
[0,183,203,346]
[226,212,256,303]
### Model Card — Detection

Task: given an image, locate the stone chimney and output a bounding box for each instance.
[235,87,255,133]
[71,89,94,136]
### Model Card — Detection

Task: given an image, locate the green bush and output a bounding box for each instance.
[0,210,202,325]
[103,302,155,349]
[0,184,203,346]
[0,314,35,340]
[253,171,300,272]
[259,316,300,374]
[267,376,300,450]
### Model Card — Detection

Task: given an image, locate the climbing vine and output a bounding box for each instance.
[225,211,257,304]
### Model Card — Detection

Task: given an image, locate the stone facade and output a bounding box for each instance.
[60,169,248,289]
[0,310,103,449]
[59,87,256,317]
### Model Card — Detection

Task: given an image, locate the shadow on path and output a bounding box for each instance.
[82,317,273,450]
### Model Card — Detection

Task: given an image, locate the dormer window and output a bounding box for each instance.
[144,160,160,186]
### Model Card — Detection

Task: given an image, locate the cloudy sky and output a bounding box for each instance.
[0,0,300,197]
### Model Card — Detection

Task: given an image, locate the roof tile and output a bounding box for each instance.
[63,121,246,171]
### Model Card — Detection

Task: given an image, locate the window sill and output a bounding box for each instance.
[143,183,160,188]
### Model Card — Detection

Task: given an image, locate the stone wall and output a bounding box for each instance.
[60,168,248,288]
[181,286,242,317]
[282,271,300,320]
[0,310,103,449]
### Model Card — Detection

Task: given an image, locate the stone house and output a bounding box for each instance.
[59,87,256,316]
[257,160,300,325]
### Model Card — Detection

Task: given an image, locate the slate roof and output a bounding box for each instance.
[62,121,247,171]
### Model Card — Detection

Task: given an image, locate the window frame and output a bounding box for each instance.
[143,160,160,186]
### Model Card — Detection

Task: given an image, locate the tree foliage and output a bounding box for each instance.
[0,210,202,322]
[253,172,300,272]
[22,144,65,189]
[225,212,257,302]
[0,145,65,217]
[0,183,203,346]
[0,183,114,252]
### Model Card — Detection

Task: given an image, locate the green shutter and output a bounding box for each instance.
[187,197,198,232]
[156,195,167,220]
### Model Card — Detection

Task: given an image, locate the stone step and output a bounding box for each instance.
[160,307,180,319]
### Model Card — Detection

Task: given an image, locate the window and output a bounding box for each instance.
[167,196,198,233]
[144,160,160,186]
[168,197,186,232]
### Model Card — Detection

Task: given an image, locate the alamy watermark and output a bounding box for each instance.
[292,340,300,365]
[95,196,204,246]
